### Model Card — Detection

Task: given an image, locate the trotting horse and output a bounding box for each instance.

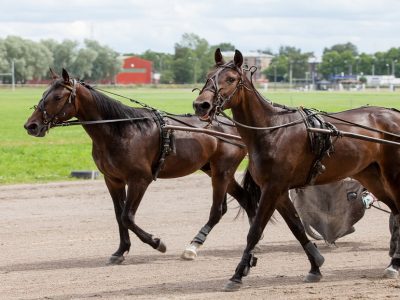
[193,48,400,291]
[23,69,323,266]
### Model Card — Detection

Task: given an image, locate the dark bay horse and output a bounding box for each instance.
[23,69,253,263]
[193,49,400,291]
[23,69,323,267]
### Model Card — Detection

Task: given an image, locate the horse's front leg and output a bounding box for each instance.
[181,173,230,260]
[121,178,167,253]
[276,193,324,282]
[224,185,282,292]
[104,177,131,265]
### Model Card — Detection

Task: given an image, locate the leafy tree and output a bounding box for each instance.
[173,33,212,83]
[84,39,121,81]
[211,42,235,52]
[71,48,98,79]
[51,40,78,70]
[263,46,313,82]
[0,39,10,74]
[323,42,358,56]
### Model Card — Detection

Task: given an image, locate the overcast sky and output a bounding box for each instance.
[1,0,400,57]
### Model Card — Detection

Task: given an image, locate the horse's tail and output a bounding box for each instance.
[240,166,276,223]
[241,167,261,215]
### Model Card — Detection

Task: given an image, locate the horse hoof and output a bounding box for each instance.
[181,245,197,260]
[223,280,242,292]
[383,265,399,279]
[304,272,322,283]
[107,255,125,265]
[157,240,167,253]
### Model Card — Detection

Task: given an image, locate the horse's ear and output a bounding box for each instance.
[234,50,243,68]
[62,68,70,83]
[215,48,225,66]
[49,68,59,79]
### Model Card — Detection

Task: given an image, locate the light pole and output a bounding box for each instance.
[273,64,277,90]
[11,59,15,91]
[392,59,398,76]
[386,63,390,75]
[188,56,196,84]
[289,60,293,90]
[355,56,359,75]
[371,56,375,76]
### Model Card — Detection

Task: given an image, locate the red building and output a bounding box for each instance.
[116,56,152,84]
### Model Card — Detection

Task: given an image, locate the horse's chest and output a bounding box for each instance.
[91,142,152,176]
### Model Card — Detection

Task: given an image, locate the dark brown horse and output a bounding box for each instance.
[23,69,324,268]
[193,49,400,291]
[23,69,254,263]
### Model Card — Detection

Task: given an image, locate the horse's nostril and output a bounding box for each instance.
[200,102,211,110]
[24,122,38,131]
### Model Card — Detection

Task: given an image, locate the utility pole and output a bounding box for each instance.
[11,59,15,91]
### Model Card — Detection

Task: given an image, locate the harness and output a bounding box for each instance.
[151,110,174,180]
[197,64,341,185]
[299,108,338,185]
[37,79,175,181]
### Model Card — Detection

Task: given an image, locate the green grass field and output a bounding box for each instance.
[1,86,399,184]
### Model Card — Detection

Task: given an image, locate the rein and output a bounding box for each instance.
[371,203,391,214]
[202,64,400,147]
[54,116,153,127]
[46,80,244,145]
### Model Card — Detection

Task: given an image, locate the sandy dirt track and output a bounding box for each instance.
[0,174,399,299]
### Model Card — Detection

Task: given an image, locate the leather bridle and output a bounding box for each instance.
[197,62,246,116]
[36,79,77,128]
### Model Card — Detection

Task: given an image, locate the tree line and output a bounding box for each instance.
[1,33,400,84]
[142,38,400,83]
[264,42,400,83]
[0,36,120,83]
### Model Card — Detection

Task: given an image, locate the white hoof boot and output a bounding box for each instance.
[181,243,200,260]
[383,265,399,279]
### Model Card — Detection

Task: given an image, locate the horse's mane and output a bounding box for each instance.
[86,87,153,135]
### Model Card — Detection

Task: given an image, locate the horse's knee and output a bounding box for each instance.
[121,214,132,228]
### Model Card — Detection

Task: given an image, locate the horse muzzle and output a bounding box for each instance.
[24,121,48,137]
[193,100,214,122]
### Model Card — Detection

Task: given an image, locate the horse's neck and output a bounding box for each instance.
[231,88,276,129]
[75,88,117,142]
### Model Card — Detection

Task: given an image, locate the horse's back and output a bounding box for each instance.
[158,115,245,178]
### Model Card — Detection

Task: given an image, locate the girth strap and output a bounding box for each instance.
[300,108,337,185]
[151,110,174,181]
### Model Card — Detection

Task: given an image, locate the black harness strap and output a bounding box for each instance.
[300,108,338,185]
[165,115,246,149]
[151,110,174,181]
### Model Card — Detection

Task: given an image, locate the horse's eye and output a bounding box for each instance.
[54,95,62,101]
[227,77,235,84]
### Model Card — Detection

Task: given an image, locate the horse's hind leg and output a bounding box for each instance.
[276,195,325,282]
[355,164,400,278]
[122,177,167,253]
[105,177,131,265]
[181,172,231,260]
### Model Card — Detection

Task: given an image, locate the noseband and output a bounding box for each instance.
[36,79,77,128]
[198,63,245,115]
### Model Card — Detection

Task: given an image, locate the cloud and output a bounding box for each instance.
[1,0,400,55]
